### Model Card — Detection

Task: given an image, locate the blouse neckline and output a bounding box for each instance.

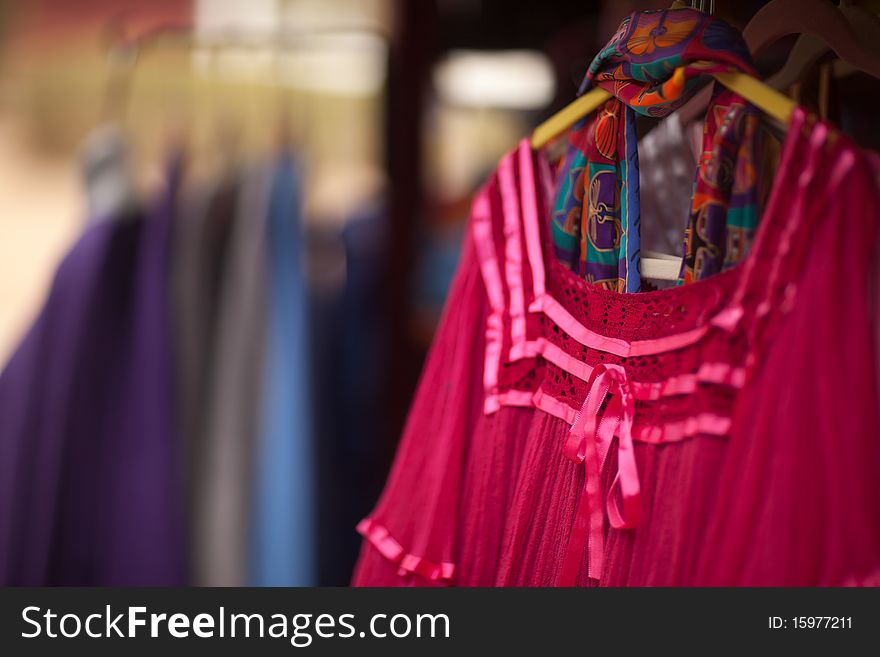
[526,106,812,344]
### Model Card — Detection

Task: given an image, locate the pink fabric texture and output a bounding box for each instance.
[353,109,880,586]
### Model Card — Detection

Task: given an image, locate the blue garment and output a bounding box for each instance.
[250,155,315,585]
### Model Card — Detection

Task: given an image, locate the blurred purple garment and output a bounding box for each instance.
[99,160,185,585]
[0,162,185,585]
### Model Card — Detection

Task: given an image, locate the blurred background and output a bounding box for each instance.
[1,0,875,586]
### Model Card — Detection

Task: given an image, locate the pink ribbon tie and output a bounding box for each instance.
[558,364,641,585]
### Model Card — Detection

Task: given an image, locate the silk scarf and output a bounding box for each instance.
[550,7,763,291]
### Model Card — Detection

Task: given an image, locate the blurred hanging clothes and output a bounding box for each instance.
[312,199,389,585]
[170,169,239,576]
[191,162,271,587]
[0,161,185,586]
[249,154,316,586]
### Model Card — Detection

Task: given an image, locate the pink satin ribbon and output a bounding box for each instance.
[356,518,456,584]
[558,364,641,585]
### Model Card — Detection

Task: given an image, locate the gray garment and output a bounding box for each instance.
[638,113,697,259]
[170,172,238,576]
[191,163,273,586]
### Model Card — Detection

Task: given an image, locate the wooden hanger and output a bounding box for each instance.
[765,1,880,90]
[679,1,880,125]
[745,0,880,76]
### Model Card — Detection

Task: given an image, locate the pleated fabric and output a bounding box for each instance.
[353,108,880,587]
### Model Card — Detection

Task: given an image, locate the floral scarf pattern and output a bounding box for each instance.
[550,7,764,291]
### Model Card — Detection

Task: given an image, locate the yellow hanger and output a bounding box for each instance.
[531,67,797,149]
[530,2,802,282]
[531,69,796,280]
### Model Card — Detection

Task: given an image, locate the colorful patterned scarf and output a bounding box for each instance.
[550,7,764,291]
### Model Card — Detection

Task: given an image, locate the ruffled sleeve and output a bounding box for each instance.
[351,227,488,586]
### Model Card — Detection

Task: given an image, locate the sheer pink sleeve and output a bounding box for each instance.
[352,228,488,586]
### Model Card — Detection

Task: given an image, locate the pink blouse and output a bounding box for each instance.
[353,108,880,586]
